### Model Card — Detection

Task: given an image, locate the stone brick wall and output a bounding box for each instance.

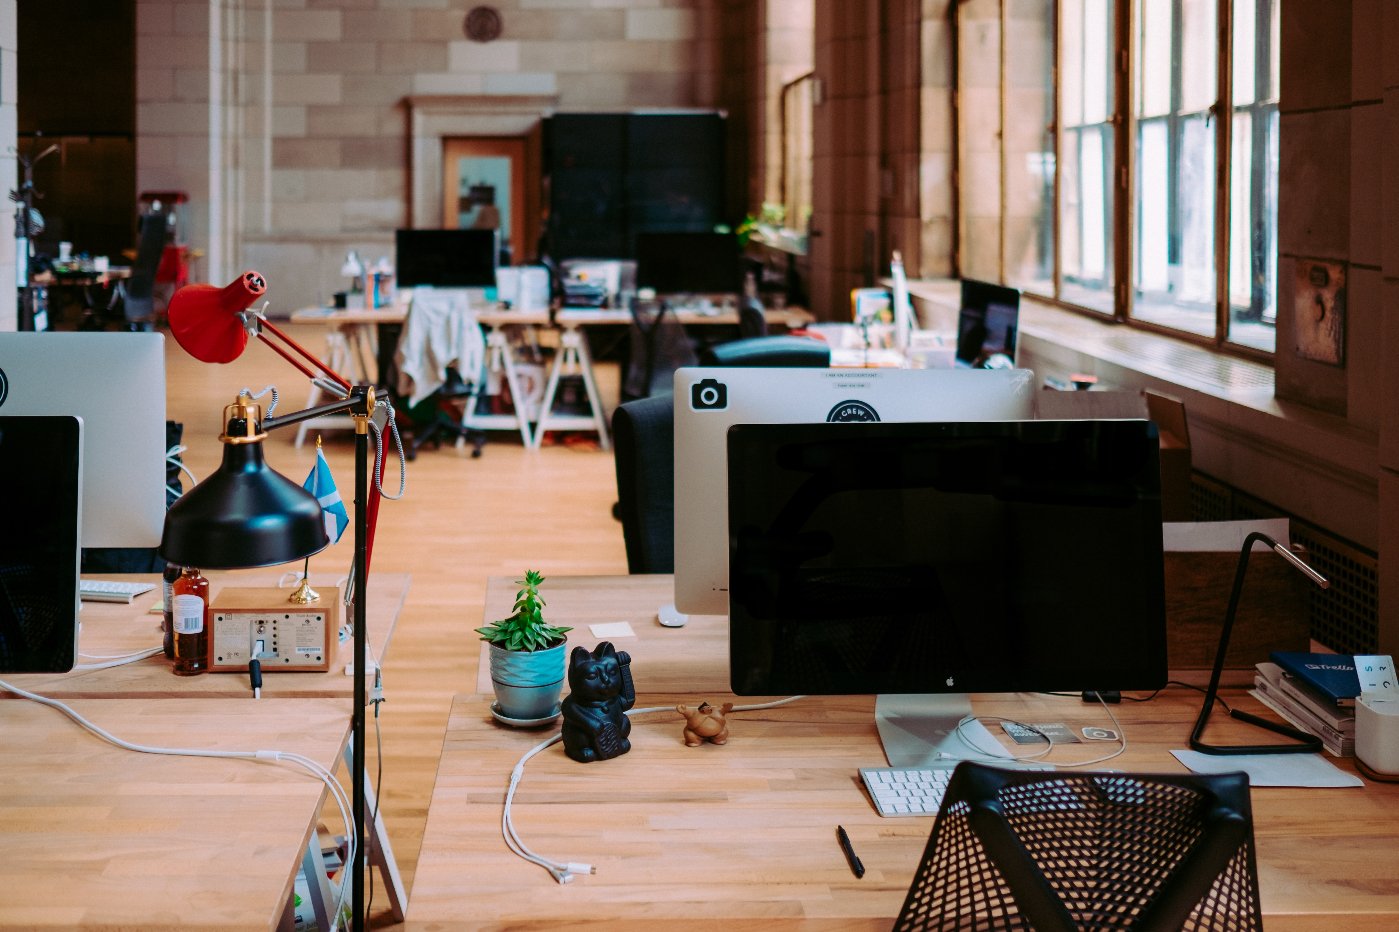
[136,0,717,310]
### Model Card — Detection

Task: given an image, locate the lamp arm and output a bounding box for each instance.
[1189,531,1329,755]
[248,309,354,393]
[260,385,373,434]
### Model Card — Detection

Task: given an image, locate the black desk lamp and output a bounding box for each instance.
[1189,531,1329,756]
[160,271,381,932]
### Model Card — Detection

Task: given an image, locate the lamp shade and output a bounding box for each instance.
[167,270,267,364]
[160,399,329,569]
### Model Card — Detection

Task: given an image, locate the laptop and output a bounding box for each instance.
[955,280,1021,368]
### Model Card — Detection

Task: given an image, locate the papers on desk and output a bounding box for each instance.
[1171,750,1364,788]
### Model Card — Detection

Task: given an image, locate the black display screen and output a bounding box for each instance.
[0,415,81,674]
[634,231,741,295]
[727,419,1167,696]
[395,229,499,288]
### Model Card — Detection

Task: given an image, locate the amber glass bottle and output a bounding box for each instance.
[171,567,210,675]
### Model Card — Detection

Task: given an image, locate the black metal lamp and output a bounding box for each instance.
[1189,531,1329,755]
[160,272,383,932]
[160,393,330,568]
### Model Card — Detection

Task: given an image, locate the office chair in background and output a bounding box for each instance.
[393,289,488,460]
[611,393,675,573]
[111,212,169,331]
[621,298,698,402]
[895,762,1262,932]
[696,334,830,367]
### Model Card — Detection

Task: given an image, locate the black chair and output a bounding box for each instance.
[611,393,675,573]
[401,367,486,461]
[737,295,767,338]
[895,762,1262,932]
[697,334,830,367]
[621,298,698,402]
[115,213,169,330]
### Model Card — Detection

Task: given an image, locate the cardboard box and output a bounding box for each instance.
[1162,520,1311,684]
[1034,388,1192,521]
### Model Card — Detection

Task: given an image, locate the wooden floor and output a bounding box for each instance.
[164,324,628,929]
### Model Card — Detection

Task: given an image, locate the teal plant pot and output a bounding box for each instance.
[488,641,566,724]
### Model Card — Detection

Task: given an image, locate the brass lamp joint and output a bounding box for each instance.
[219,390,270,444]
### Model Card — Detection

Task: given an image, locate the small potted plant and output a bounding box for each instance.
[476,570,572,725]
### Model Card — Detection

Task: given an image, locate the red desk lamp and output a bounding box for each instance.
[161,272,394,932]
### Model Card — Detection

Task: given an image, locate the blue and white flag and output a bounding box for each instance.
[303,447,349,544]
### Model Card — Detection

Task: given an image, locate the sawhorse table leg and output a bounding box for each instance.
[531,325,611,449]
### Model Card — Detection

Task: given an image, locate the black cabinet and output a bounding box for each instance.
[545,112,726,260]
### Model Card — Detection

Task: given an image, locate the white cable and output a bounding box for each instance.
[959,695,1130,769]
[369,400,407,501]
[0,678,357,931]
[74,647,163,671]
[500,696,808,883]
[243,384,279,417]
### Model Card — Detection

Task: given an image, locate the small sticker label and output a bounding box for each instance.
[1001,722,1081,745]
[172,594,204,634]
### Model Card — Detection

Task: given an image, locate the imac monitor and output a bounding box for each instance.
[635,232,741,296]
[673,367,1037,616]
[727,418,1166,697]
[395,228,500,288]
[956,279,1021,367]
[0,332,166,548]
[0,415,82,674]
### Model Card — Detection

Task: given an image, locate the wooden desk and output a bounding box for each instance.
[409,574,1399,930]
[0,697,349,930]
[2,572,409,700]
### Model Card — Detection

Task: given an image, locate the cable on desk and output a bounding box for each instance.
[500,695,809,884]
[965,693,1130,769]
[75,646,163,670]
[0,677,358,931]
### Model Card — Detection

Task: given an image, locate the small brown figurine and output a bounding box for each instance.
[677,700,735,747]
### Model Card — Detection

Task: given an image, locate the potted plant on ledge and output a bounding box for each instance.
[477,570,572,726]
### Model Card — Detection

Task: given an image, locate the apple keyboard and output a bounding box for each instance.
[859,766,955,817]
[79,579,157,603]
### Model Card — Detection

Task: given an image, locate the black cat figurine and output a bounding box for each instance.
[560,641,636,763]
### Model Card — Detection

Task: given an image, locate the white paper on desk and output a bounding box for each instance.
[589,622,636,639]
[1170,750,1363,787]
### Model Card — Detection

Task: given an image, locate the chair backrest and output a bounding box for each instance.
[697,334,830,368]
[121,213,169,322]
[611,393,675,573]
[737,296,767,339]
[895,762,1262,932]
[622,299,698,402]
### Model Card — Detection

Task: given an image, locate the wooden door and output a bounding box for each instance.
[441,137,536,264]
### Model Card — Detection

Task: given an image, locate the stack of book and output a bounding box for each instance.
[1251,651,1360,757]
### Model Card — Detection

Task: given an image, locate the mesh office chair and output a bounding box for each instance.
[895,762,1262,932]
[115,212,169,330]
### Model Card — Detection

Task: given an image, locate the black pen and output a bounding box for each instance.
[836,825,864,879]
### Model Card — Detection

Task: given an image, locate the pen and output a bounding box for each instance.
[836,825,864,879]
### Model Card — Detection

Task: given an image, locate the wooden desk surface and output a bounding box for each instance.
[0,697,349,930]
[2,572,409,699]
[411,574,1399,931]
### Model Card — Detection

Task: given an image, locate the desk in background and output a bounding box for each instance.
[408,574,1399,930]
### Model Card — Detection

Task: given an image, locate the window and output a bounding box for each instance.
[950,0,1279,355]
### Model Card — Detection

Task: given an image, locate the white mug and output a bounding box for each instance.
[58,241,72,262]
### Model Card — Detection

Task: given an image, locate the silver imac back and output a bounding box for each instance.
[672,366,1036,616]
[0,332,166,548]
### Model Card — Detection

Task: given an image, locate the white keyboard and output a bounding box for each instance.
[860,766,954,817]
[79,579,157,603]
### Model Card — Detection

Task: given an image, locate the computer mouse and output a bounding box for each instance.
[656,602,689,628]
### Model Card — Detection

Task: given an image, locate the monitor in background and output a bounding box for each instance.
[672,367,1037,617]
[635,231,741,296]
[0,332,166,548]
[0,415,82,674]
[956,279,1021,368]
[727,419,1167,763]
[395,228,500,288]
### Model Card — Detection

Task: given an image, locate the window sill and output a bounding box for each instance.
[906,278,1379,549]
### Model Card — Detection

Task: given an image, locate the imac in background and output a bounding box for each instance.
[726,419,1167,767]
[672,366,1037,617]
[0,331,167,550]
[634,231,742,299]
[395,228,501,289]
[0,415,83,673]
